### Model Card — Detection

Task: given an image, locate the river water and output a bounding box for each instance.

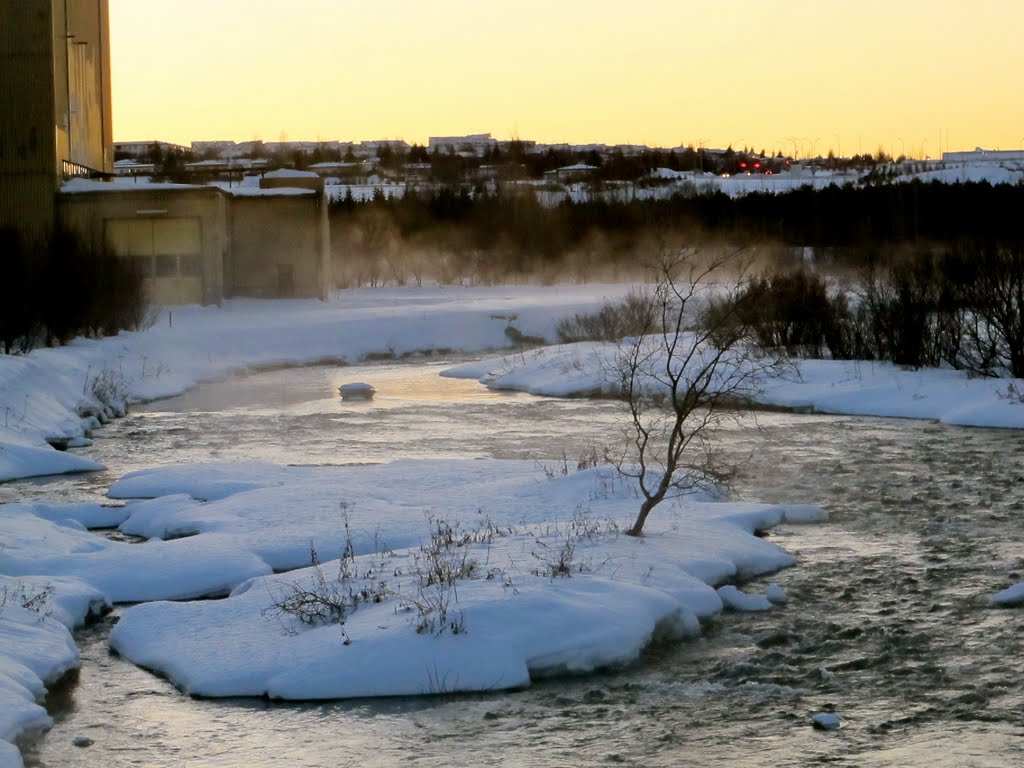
[12,361,1024,767]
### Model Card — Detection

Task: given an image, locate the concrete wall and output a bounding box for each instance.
[55,183,331,305]
[0,0,112,243]
[57,186,227,306]
[227,192,330,299]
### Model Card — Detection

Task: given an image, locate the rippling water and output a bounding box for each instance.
[14,361,1024,767]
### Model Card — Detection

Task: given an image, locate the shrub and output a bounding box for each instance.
[401,515,479,636]
[556,289,658,343]
[0,227,152,353]
[703,268,854,360]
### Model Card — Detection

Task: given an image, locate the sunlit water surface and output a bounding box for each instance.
[10,360,1024,767]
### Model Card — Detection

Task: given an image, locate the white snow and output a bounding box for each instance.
[5,284,1021,486]
[0,575,108,765]
[991,582,1024,606]
[60,178,202,193]
[0,503,270,602]
[765,583,788,604]
[443,343,1024,429]
[0,436,104,483]
[95,457,819,700]
[0,285,636,484]
[7,500,129,529]
[225,186,314,196]
[717,585,774,612]
[262,168,319,179]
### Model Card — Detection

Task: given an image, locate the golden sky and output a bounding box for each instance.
[110,0,1024,158]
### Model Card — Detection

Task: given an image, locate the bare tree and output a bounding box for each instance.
[617,247,788,537]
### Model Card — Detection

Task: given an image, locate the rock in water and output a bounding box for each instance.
[811,713,841,731]
[338,383,376,400]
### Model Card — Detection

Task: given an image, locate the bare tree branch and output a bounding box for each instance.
[616,246,789,536]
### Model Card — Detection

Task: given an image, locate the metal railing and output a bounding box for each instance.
[61,159,111,180]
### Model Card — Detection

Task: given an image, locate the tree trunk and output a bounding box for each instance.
[627,496,659,537]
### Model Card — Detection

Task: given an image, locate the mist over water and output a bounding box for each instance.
[15,361,1024,767]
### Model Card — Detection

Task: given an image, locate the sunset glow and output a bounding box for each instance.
[110,0,1024,157]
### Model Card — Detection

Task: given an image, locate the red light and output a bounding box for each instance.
[753,162,761,169]
[739,162,747,168]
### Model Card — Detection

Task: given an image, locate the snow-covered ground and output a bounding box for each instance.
[0,285,635,484]
[0,457,824,762]
[443,342,1024,429]
[4,285,1023,766]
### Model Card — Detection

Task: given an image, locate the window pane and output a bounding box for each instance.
[106,219,152,256]
[155,253,177,277]
[153,218,200,255]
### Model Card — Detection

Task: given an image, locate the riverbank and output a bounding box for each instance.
[443,342,1024,429]
[0,285,635,483]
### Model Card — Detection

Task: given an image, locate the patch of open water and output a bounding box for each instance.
[12,361,1024,767]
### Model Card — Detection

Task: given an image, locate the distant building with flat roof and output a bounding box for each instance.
[428,133,496,156]
[943,148,1024,165]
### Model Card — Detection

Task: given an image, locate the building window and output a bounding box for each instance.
[106,217,202,280]
[155,253,178,277]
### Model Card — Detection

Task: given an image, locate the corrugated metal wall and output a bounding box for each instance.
[0,0,58,241]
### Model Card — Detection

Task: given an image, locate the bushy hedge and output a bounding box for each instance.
[0,227,151,354]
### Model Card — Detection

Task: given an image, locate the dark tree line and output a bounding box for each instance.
[0,228,151,354]
[329,180,1024,284]
[715,245,1024,378]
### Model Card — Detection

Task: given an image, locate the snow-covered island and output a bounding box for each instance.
[2,457,825,765]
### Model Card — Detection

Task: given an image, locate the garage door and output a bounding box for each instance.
[106,218,203,305]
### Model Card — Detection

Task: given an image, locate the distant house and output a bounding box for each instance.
[544,163,599,183]
[115,140,189,159]
[942,148,1024,165]
[113,159,155,176]
[306,161,370,182]
[428,133,497,157]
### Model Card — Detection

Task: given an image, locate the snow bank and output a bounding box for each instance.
[0,607,78,747]
[105,458,822,699]
[0,437,104,483]
[0,285,637,483]
[0,574,107,764]
[0,504,271,602]
[444,344,1024,429]
[992,582,1024,607]
[6,500,129,530]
